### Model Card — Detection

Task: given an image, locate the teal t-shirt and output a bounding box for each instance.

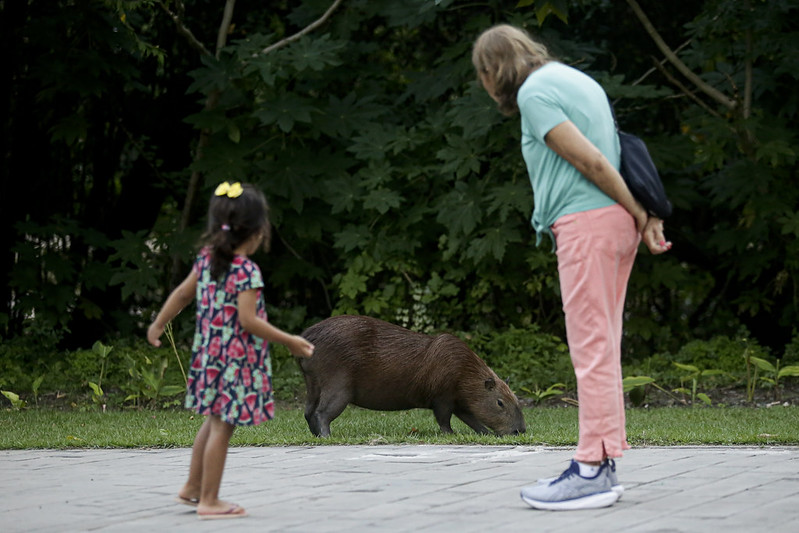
[517,62,620,248]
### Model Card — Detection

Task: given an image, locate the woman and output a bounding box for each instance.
[472,24,670,511]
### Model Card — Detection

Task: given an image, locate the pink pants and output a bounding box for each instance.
[551,204,639,462]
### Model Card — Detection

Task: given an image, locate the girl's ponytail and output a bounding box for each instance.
[208,222,237,279]
[202,182,271,280]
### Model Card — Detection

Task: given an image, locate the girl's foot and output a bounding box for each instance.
[196,500,248,520]
[176,487,200,507]
[174,495,199,507]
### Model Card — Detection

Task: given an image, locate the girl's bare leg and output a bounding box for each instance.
[196,415,242,515]
[177,415,211,503]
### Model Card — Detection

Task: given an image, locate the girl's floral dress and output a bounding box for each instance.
[185,248,274,426]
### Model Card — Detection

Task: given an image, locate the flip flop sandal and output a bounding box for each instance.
[197,505,248,520]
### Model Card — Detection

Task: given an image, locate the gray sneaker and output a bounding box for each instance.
[536,458,624,499]
[605,458,624,499]
[521,460,619,511]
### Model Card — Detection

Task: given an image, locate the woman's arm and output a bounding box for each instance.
[545,120,670,254]
[238,289,314,358]
[147,271,198,347]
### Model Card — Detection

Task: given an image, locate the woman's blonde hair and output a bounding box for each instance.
[472,24,552,116]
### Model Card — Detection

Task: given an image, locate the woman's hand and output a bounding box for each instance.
[642,216,672,255]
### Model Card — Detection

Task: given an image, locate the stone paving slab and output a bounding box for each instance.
[1,445,798,532]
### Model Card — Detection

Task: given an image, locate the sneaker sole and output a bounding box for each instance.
[521,489,619,511]
[537,479,624,500]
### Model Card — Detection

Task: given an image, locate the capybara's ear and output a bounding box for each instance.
[484,378,496,391]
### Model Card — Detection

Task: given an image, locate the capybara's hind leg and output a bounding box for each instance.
[306,411,327,437]
[313,388,351,438]
[303,375,324,436]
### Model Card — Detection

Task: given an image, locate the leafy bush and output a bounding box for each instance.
[623,332,770,389]
[461,325,574,398]
[270,343,307,402]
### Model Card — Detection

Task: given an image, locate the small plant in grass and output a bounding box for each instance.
[623,376,656,407]
[31,375,44,407]
[622,375,683,407]
[1,390,27,409]
[673,362,728,406]
[124,352,185,409]
[745,354,799,402]
[522,383,566,404]
[88,341,113,411]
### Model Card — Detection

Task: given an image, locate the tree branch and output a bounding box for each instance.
[258,0,345,56]
[157,0,212,57]
[625,0,737,110]
[631,39,691,87]
[171,1,235,283]
[743,27,753,120]
[651,58,723,120]
[177,0,235,237]
[216,0,236,58]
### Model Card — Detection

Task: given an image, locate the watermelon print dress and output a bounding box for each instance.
[185,248,274,426]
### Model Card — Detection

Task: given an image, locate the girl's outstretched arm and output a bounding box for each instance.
[147,271,198,347]
[238,289,315,358]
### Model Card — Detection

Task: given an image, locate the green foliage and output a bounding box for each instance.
[88,341,113,408]
[625,332,768,389]
[1,390,27,410]
[524,382,567,405]
[3,0,799,367]
[122,352,185,409]
[0,336,189,410]
[270,343,307,402]
[672,362,728,406]
[463,325,574,397]
[745,352,799,402]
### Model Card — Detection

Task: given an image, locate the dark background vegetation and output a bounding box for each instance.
[2,0,799,401]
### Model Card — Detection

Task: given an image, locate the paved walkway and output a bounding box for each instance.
[2,445,798,532]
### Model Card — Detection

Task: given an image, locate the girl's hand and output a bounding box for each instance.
[288,335,315,358]
[147,323,164,347]
[642,216,672,255]
[147,271,197,348]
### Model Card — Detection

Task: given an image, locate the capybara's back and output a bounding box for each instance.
[298,315,526,437]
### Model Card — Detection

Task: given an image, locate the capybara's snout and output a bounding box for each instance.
[473,377,526,436]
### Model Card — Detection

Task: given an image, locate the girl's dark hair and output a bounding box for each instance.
[472,24,552,116]
[203,182,271,280]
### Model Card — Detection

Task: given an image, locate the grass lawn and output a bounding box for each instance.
[1,405,797,449]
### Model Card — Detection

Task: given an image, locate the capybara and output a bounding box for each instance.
[297,315,526,437]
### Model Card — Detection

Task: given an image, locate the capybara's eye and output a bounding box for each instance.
[497,399,505,408]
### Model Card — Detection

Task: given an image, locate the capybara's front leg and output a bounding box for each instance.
[432,402,455,433]
[454,409,490,435]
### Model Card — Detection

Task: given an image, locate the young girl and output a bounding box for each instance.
[147,181,314,520]
[472,25,670,511]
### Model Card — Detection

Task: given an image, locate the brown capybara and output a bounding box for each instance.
[297,315,526,437]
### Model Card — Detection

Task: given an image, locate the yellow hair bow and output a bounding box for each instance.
[214,181,243,198]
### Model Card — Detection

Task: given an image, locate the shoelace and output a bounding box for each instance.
[550,461,581,485]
